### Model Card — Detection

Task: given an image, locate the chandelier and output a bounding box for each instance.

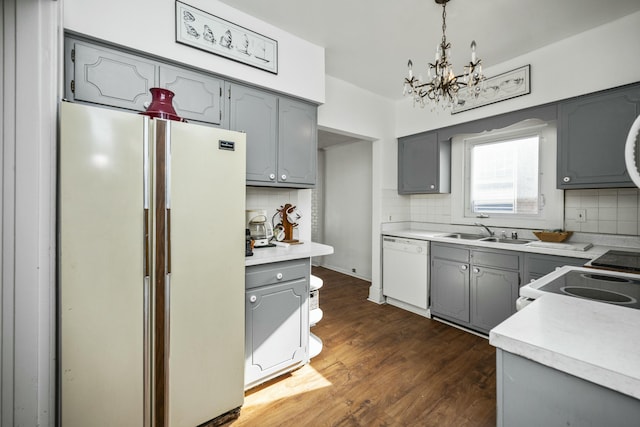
[403,0,485,110]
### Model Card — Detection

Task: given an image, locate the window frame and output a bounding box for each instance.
[451,119,564,230]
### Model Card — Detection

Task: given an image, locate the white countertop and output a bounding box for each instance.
[490,294,640,399]
[245,241,334,266]
[382,228,611,259]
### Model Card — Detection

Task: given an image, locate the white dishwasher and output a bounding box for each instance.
[382,236,430,317]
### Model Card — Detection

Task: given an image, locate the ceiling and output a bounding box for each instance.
[218,0,640,102]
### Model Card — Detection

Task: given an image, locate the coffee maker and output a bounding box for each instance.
[246,209,274,247]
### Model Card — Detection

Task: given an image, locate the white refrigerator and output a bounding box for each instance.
[59,101,246,427]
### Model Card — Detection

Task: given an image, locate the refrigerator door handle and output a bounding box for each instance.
[167,208,171,274]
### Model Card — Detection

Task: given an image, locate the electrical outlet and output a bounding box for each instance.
[576,209,587,223]
[352,268,356,273]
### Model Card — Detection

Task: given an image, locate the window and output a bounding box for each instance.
[451,119,563,230]
[470,136,539,215]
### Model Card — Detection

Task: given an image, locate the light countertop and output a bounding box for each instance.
[381,228,613,259]
[489,294,640,399]
[245,241,334,266]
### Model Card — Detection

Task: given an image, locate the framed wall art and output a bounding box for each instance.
[175,1,278,74]
[452,65,530,114]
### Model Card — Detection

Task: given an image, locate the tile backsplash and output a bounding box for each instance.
[403,188,640,236]
[564,189,639,235]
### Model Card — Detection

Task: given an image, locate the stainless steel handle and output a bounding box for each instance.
[269,173,276,180]
[473,267,480,274]
[461,265,468,271]
[281,174,287,181]
[276,273,283,280]
[429,184,435,189]
[250,295,257,303]
[563,176,571,183]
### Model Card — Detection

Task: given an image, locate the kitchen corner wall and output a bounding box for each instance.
[246,187,312,241]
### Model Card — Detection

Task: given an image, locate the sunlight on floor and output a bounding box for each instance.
[243,364,333,407]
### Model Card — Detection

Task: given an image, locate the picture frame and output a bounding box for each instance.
[452,64,530,114]
[175,1,278,74]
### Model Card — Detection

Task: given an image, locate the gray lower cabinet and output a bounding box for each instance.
[230,84,317,187]
[66,36,226,126]
[523,253,585,283]
[497,349,640,427]
[245,259,310,389]
[398,131,451,194]
[431,243,521,334]
[558,82,640,189]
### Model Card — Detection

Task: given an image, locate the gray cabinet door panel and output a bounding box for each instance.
[159,65,224,126]
[245,278,308,387]
[398,132,438,194]
[72,42,156,111]
[278,98,317,186]
[558,83,640,188]
[471,267,518,333]
[431,258,470,323]
[230,84,278,184]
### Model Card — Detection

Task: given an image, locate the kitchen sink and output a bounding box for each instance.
[479,236,532,244]
[438,233,486,240]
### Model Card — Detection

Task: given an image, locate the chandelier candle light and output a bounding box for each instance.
[403,0,485,110]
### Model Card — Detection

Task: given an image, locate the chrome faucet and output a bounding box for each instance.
[475,222,494,237]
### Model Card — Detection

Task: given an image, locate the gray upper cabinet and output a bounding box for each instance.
[229,83,278,183]
[230,84,317,188]
[159,65,226,127]
[68,40,156,112]
[65,36,226,126]
[398,132,451,194]
[558,83,640,189]
[278,97,317,187]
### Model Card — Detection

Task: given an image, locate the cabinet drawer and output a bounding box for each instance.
[246,259,310,290]
[472,250,520,271]
[431,243,469,263]
[526,254,584,275]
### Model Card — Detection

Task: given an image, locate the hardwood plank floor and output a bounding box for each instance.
[229,267,496,427]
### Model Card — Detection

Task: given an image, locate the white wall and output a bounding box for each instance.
[63,0,325,104]
[318,76,395,301]
[320,141,372,280]
[396,11,640,137]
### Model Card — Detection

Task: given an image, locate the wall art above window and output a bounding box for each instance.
[175,1,278,74]
[452,65,530,114]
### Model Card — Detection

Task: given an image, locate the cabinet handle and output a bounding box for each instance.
[473,267,480,274]
[460,265,468,271]
[281,174,287,181]
[430,184,435,189]
[563,176,571,183]
[276,273,283,280]
[249,295,257,303]
[269,173,276,180]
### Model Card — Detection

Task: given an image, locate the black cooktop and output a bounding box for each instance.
[539,270,640,309]
[591,250,640,273]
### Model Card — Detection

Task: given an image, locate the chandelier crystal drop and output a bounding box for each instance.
[403,0,485,111]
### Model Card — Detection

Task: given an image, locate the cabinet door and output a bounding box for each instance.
[230,84,278,184]
[558,84,640,188]
[430,258,470,323]
[245,278,308,388]
[159,65,226,126]
[71,41,156,111]
[398,132,439,194]
[524,253,585,284]
[278,97,317,186]
[470,266,519,333]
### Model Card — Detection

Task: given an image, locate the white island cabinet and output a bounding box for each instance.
[490,294,640,426]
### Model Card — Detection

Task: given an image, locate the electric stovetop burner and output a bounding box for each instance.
[538,270,640,309]
[590,250,640,273]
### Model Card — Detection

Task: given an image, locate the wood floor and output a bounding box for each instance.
[229,267,497,427]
